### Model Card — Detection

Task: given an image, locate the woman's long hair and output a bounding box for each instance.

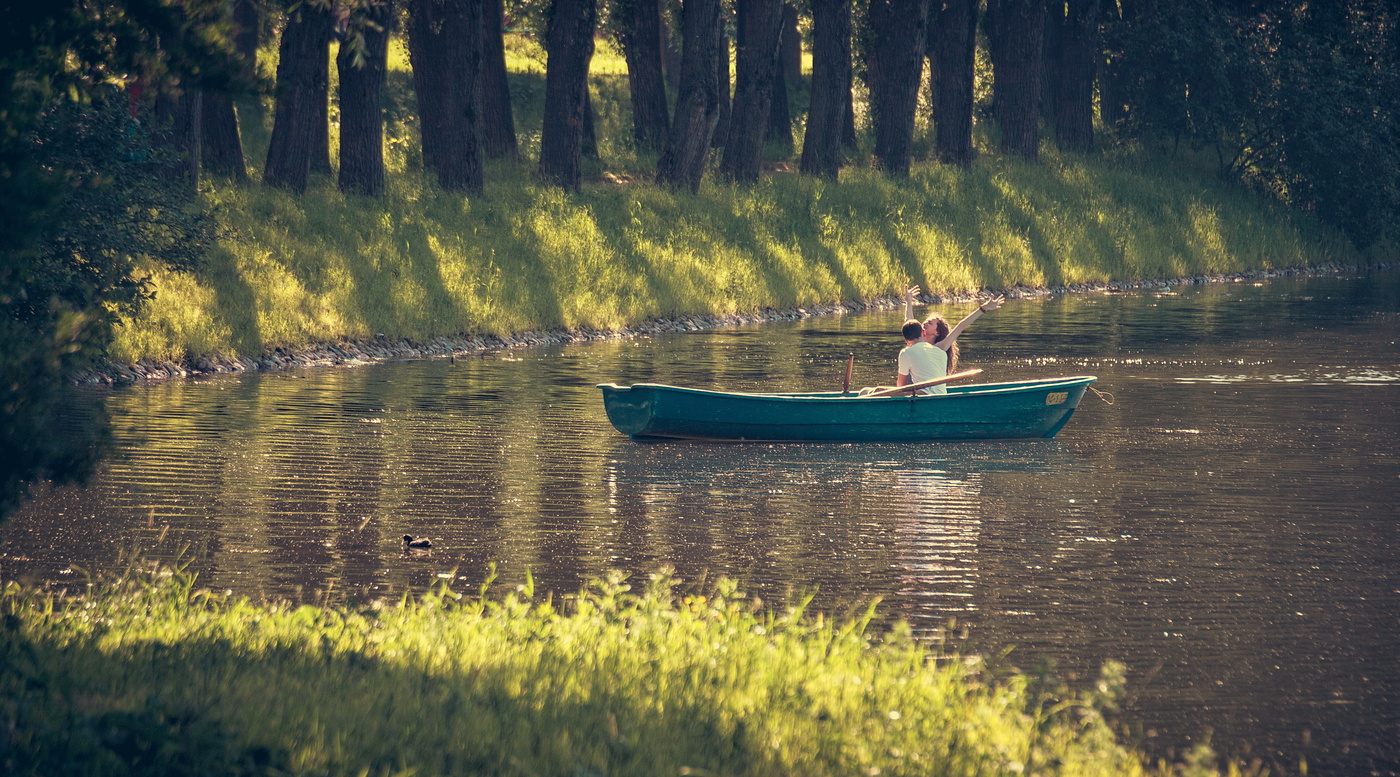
[924,315,958,373]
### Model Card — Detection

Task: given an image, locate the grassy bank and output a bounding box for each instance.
[112,38,1369,365]
[1,563,1247,777]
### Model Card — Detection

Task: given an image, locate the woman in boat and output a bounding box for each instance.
[895,285,1004,394]
[859,286,1004,396]
[905,284,1004,377]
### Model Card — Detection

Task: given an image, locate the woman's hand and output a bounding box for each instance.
[978,295,1005,313]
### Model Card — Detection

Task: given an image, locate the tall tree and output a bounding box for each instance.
[656,0,724,191]
[407,0,484,192]
[1096,0,1131,129]
[617,0,670,149]
[201,0,251,180]
[867,0,928,176]
[985,0,1045,158]
[311,63,333,174]
[539,0,598,190]
[155,85,203,188]
[780,2,801,84]
[338,0,394,196]
[202,94,244,178]
[842,71,857,147]
[720,0,783,181]
[265,0,334,192]
[582,86,599,158]
[481,0,519,159]
[800,0,851,177]
[1044,0,1101,152]
[766,27,793,152]
[712,12,732,147]
[929,0,979,166]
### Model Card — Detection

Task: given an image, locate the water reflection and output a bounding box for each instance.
[5,270,1400,775]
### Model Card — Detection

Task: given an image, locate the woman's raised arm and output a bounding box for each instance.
[936,295,1004,350]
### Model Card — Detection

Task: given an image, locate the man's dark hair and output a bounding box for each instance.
[902,320,924,341]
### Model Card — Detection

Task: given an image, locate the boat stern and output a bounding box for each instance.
[596,383,657,437]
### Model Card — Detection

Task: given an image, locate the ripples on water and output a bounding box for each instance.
[5,270,1399,775]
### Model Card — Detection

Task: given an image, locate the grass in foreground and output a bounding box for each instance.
[0,563,1251,776]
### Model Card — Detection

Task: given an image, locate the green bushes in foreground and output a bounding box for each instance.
[1,564,1239,777]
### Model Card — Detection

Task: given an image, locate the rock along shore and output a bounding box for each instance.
[71,261,1390,385]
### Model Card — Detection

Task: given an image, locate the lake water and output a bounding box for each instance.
[5,270,1399,775]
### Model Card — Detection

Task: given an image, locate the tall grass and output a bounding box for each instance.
[2,562,1244,777]
[112,37,1364,364]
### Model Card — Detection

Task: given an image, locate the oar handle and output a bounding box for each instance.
[862,368,983,398]
[841,353,854,394]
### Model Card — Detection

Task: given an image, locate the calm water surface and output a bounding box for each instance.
[6,270,1399,775]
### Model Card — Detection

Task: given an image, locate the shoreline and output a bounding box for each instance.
[72,260,1391,385]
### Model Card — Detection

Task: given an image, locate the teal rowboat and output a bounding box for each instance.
[597,376,1098,442]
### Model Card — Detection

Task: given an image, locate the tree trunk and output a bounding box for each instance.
[766,52,792,151]
[539,0,598,190]
[842,75,857,147]
[1046,0,1100,152]
[311,64,332,175]
[720,0,783,181]
[481,0,519,159]
[235,0,260,65]
[233,0,262,122]
[157,86,203,189]
[929,0,978,166]
[311,2,335,176]
[800,0,850,177]
[986,0,1045,158]
[781,2,801,85]
[583,85,599,158]
[203,0,258,179]
[201,92,246,179]
[1097,0,1129,129]
[656,0,723,191]
[712,12,732,148]
[665,2,683,94]
[338,0,393,196]
[867,0,928,176]
[408,0,484,193]
[619,0,670,149]
[265,1,334,192]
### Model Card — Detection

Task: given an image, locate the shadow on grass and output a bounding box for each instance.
[1,621,768,777]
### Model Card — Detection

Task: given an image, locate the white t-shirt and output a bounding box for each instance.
[896,341,949,395]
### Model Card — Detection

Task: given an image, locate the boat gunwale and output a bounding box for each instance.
[596,375,1098,402]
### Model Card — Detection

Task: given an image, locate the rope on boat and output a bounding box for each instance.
[1089,386,1115,405]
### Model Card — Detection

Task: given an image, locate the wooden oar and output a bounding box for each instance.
[841,353,854,394]
[862,368,983,398]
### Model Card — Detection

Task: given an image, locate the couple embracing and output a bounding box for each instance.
[861,285,1004,396]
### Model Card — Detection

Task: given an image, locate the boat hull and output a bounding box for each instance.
[597,376,1097,441]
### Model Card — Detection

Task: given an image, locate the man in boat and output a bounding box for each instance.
[857,316,944,396]
[904,284,1004,393]
[861,286,1004,396]
[894,317,949,395]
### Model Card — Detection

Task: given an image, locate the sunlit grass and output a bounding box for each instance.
[115,36,1364,364]
[0,563,1200,777]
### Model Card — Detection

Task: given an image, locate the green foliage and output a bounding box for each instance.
[1,563,1164,776]
[1104,0,1400,246]
[0,2,236,519]
[20,93,221,352]
[1,93,219,516]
